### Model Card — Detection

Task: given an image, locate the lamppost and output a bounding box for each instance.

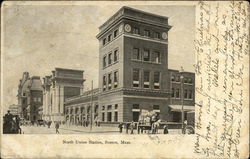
[179,66,185,134]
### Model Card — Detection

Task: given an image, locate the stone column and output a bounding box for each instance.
[59,86,64,114]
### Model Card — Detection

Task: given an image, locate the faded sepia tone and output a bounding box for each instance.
[1,1,249,159]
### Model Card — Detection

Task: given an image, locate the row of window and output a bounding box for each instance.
[103,71,119,91]
[132,69,160,89]
[131,27,161,39]
[103,49,119,68]
[132,104,160,110]
[132,47,161,63]
[171,75,193,84]
[102,104,118,111]
[67,105,99,114]
[171,88,193,99]
[103,29,119,46]
[33,97,42,102]
[101,104,119,122]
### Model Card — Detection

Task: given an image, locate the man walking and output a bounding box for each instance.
[118,123,123,133]
[55,122,60,134]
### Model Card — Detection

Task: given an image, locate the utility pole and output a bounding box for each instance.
[90,80,93,132]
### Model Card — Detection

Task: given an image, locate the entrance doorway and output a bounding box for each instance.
[132,112,139,122]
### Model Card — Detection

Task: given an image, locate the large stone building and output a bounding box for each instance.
[42,68,85,122]
[17,72,43,121]
[63,7,195,125]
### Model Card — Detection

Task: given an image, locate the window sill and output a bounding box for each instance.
[131,59,161,65]
[103,61,119,69]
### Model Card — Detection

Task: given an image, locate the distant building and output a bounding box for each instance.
[168,69,195,122]
[17,72,43,121]
[42,68,85,122]
[8,104,20,116]
[63,7,195,125]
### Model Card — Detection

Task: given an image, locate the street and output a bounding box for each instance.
[20,125,182,134]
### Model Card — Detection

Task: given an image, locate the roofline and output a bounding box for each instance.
[99,6,169,30]
[54,67,84,72]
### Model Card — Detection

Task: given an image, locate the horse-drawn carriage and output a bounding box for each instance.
[184,111,195,134]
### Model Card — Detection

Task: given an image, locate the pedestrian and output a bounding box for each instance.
[163,125,169,134]
[55,122,60,134]
[118,123,123,133]
[126,122,129,134]
[48,121,52,128]
[130,121,135,134]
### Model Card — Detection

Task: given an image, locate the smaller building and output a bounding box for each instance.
[168,69,195,122]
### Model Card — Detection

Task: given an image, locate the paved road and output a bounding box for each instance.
[20,125,182,134]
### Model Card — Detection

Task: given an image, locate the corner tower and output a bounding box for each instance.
[97,7,171,122]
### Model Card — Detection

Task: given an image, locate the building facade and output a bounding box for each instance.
[42,68,85,122]
[96,6,171,122]
[61,7,195,125]
[168,69,195,122]
[17,72,43,121]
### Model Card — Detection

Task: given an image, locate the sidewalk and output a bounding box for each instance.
[60,124,182,134]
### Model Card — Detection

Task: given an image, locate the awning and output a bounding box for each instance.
[169,105,195,112]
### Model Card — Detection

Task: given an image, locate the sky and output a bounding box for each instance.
[1,3,195,112]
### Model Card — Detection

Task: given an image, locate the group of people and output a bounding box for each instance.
[3,111,21,134]
[118,120,169,134]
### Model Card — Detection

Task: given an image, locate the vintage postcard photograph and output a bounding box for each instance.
[1,1,249,159]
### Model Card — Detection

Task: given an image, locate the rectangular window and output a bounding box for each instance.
[153,105,160,110]
[188,90,193,99]
[153,72,160,89]
[154,32,160,39]
[133,69,140,87]
[103,56,107,68]
[114,50,118,62]
[108,73,112,89]
[176,76,180,82]
[114,30,118,38]
[38,98,41,102]
[143,49,150,61]
[23,93,26,96]
[184,77,188,83]
[103,38,106,45]
[132,27,140,34]
[176,89,180,98]
[171,75,175,82]
[152,51,160,63]
[114,71,118,88]
[184,89,188,99]
[107,112,112,122]
[103,75,106,91]
[171,88,175,97]
[102,112,105,122]
[115,104,118,109]
[133,104,139,109]
[114,112,118,122]
[102,106,105,110]
[132,48,140,60]
[108,53,112,65]
[108,34,112,42]
[143,71,150,88]
[107,105,112,110]
[188,78,193,84]
[144,30,150,37]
